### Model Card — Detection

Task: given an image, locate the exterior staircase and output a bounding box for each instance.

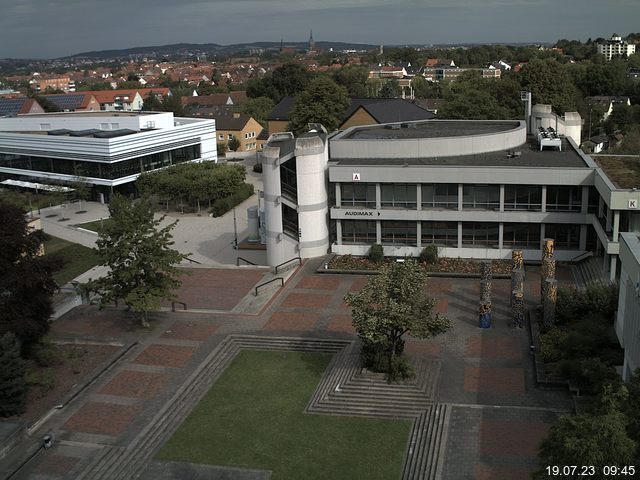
[573,256,611,289]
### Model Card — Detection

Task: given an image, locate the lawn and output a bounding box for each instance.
[157,350,412,479]
[74,218,111,233]
[43,235,100,285]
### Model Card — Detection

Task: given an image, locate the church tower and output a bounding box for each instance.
[308,30,316,53]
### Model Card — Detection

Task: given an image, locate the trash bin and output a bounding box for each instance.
[479,312,492,328]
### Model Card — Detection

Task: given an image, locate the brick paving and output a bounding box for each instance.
[99,370,169,399]
[62,402,141,436]
[5,261,576,480]
[35,455,80,476]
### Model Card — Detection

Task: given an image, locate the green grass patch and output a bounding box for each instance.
[43,236,100,285]
[157,350,411,479]
[74,219,112,233]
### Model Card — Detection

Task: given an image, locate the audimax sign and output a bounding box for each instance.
[343,210,381,217]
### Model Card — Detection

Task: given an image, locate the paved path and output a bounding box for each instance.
[1,259,572,480]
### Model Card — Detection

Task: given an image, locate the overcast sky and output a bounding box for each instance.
[2,0,639,59]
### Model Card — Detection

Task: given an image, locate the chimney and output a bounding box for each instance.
[233,112,240,119]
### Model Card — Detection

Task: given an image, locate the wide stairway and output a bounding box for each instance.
[573,256,611,289]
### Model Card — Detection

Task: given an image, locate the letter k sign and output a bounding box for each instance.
[629,199,638,209]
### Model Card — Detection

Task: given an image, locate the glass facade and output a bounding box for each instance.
[462,222,499,248]
[381,221,417,246]
[341,183,376,208]
[280,159,297,201]
[421,221,458,246]
[342,220,376,244]
[545,223,580,249]
[0,144,200,181]
[504,185,542,211]
[422,184,458,209]
[381,183,417,208]
[502,223,541,248]
[282,203,299,238]
[463,185,500,210]
[546,186,582,212]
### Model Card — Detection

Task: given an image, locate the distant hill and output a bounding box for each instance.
[64,41,380,60]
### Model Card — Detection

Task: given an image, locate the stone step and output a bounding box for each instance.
[325,392,432,408]
[75,445,125,480]
[308,404,421,419]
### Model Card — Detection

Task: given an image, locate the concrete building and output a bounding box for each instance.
[0,111,216,200]
[597,34,636,61]
[261,107,640,284]
[615,232,640,380]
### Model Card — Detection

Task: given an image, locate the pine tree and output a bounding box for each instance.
[87,195,187,327]
[0,333,28,417]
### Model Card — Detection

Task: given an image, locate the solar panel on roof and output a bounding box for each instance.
[43,94,84,110]
[0,98,26,115]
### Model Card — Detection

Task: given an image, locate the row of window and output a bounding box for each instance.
[340,183,591,212]
[0,145,201,180]
[341,220,581,249]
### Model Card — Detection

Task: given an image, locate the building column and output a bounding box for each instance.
[541,185,547,213]
[499,185,505,212]
[613,211,620,242]
[335,183,341,208]
[416,184,422,211]
[457,222,463,249]
[610,255,617,282]
[498,223,504,250]
[416,221,422,248]
[376,183,381,210]
[540,223,545,250]
[458,184,463,211]
[336,220,342,245]
[376,220,381,244]
[581,186,589,214]
[579,224,587,251]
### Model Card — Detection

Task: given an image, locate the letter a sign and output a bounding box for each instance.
[352,173,361,181]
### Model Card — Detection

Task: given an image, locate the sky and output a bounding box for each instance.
[1,0,639,59]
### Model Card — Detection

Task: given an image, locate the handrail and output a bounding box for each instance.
[236,257,257,266]
[254,277,284,296]
[171,301,187,312]
[185,256,202,265]
[569,251,593,263]
[275,256,301,274]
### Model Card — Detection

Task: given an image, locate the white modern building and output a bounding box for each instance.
[615,233,640,380]
[262,107,640,284]
[0,111,216,199]
[597,34,636,61]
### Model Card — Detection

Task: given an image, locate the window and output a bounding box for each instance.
[381,221,417,246]
[546,186,582,212]
[341,183,376,208]
[342,220,377,244]
[422,221,458,246]
[218,134,224,140]
[422,184,458,209]
[282,204,298,239]
[280,159,297,200]
[504,185,541,211]
[545,224,580,250]
[587,186,599,214]
[100,123,109,130]
[228,134,233,140]
[463,185,500,210]
[502,223,540,249]
[462,222,499,248]
[110,123,119,130]
[39,123,51,130]
[381,184,417,208]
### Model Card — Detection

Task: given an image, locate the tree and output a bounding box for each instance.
[0,333,27,417]
[535,411,636,479]
[344,260,451,380]
[378,79,400,98]
[288,76,349,134]
[519,59,580,113]
[331,65,369,97]
[0,202,62,350]
[227,136,241,152]
[239,96,274,128]
[88,195,187,327]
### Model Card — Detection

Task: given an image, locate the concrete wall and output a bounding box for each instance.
[1,111,175,131]
[615,232,640,380]
[530,105,582,145]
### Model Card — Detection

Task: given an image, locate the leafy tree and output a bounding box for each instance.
[288,76,349,133]
[227,136,241,152]
[88,195,187,327]
[0,333,27,417]
[519,59,580,113]
[344,259,451,380]
[247,63,312,103]
[239,96,274,128]
[331,65,369,97]
[0,202,62,350]
[378,79,400,99]
[535,411,636,478]
[32,95,60,113]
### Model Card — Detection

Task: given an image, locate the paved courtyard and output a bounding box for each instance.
[1,259,572,480]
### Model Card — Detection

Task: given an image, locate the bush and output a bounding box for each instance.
[217,142,227,157]
[556,284,619,324]
[360,340,414,382]
[252,162,263,173]
[210,183,255,218]
[540,326,569,363]
[368,244,384,263]
[25,370,55,398]
[419,245,438,265]
[560,313,614,360]
[0,333,27,417]
[27,342,63,367]
[559,357,620,395]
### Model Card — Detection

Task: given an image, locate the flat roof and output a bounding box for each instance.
[593,155,640,189]
[343,120,521,140]
[15,111,157,118]
[332,137,589,168]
